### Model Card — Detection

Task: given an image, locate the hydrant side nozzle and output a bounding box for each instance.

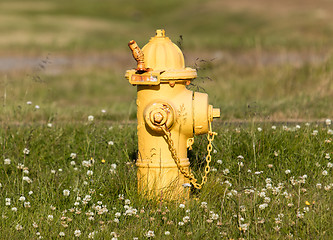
[209,105,221,122]
[128,40,148,72]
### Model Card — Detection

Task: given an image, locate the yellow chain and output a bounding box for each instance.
[161,122,217,189]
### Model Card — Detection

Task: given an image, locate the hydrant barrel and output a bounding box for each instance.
[125,29,220,200]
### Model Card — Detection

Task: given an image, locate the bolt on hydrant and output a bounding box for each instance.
[125,29,220,200]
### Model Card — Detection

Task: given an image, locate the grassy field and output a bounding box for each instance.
[1,0,333,239]
[0,121,332,239]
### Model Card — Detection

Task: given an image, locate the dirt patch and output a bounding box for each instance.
[0,49,329,76]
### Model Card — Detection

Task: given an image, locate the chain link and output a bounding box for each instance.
[161,122,217,189]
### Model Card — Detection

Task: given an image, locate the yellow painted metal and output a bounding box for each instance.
[125,29,220,200]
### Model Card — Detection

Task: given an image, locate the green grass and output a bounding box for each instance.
[1,121,332,239]
[1,0,333,52]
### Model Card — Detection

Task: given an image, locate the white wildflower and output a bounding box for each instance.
[27,101,32,105]
[70,153,77,159]
[209,211,219,220]
[108,141,114,146]
[23,148,30,155]
[87,170,93,176]
[217,159,222,164]
[4,158,11,165]
[272,125,276,130]
[74,229,81,237]
[88,115,94,122]
[325,119,332,125]
[179,203,185,208]
[63,189,70,197]
[88,231,97,239]
[285,169,291,174]
[201,202,208,208]
[239,223,249,231]
[23,176,32,183]
[327,162,333,168]
[15,224,23,231]
[59,232,65,237]
[223,169,230,175]
[257,127,262,132]
[35,105,40,109]
[183,216,190,223]
[145,230,155,238]
[19,196,26,201]
[47,123,52,128]
[11,207,17,212]
[47,215,54,221]
[322,170,328,176]
[165,231,170,235]
[259,203,268,210]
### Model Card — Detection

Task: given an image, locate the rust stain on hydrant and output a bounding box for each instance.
[125,29,220,200]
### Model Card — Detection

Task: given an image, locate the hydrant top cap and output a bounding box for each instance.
[141,29,196,80]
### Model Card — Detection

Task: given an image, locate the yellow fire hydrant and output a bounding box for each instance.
[125,29,220,200]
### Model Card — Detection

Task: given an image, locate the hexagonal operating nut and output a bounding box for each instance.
[153,112,163,124]
[149,108,167,126]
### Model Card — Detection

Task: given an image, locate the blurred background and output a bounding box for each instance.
[0,0,332,123]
